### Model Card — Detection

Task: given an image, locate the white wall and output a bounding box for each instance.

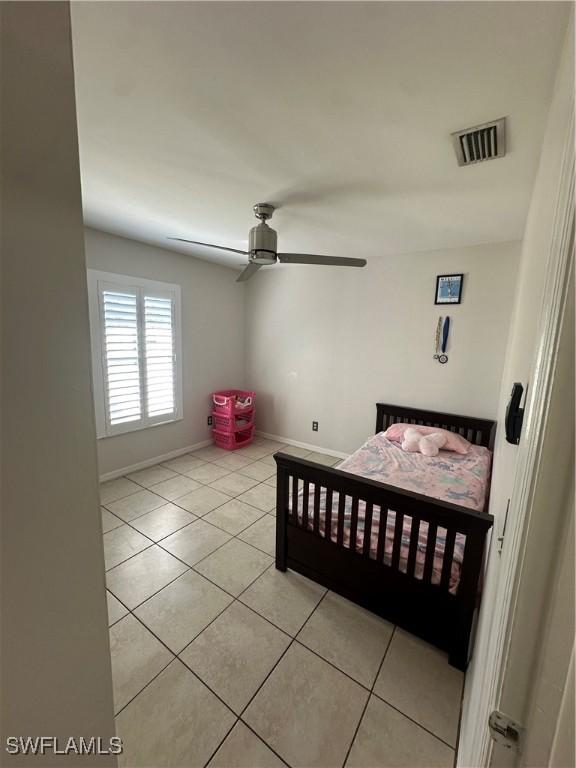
[84,228,245,476]
[459,13,574,767]
[1,2,116,760]
[523,469,574,768]
[245,242,519,453]
[550,646,575,768]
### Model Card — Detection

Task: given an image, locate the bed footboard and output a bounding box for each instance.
[274,453,493,670]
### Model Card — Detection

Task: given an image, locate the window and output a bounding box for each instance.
[87,270,182,437]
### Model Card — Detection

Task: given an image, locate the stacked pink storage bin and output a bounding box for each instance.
[211,389,255,450]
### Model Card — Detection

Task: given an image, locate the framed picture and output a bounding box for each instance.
[435,273,463,304]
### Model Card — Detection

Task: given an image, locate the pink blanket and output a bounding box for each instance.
[290,433,492,594]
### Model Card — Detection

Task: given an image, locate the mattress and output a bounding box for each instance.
[290,432,492,594]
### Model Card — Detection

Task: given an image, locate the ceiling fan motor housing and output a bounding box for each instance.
[249,222,277,264]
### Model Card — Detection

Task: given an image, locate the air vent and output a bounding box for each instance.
[452,118,506,166]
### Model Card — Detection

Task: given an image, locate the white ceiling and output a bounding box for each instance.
[71,1,568,269]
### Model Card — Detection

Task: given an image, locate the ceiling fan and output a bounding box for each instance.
[169,203,367,282]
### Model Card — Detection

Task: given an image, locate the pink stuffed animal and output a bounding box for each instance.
[401,427,447,457]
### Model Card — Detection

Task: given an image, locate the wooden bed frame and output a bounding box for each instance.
[274,403,496,670]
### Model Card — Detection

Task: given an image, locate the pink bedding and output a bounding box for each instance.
[290,433,492,594]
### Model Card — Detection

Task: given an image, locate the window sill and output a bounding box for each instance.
[97,415,184,440]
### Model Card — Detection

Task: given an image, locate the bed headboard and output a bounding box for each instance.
[375,403,496,450]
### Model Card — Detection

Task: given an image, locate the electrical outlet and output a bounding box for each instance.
[312,421,319,432]
[207,415,213,426]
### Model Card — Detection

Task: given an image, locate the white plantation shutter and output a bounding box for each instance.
[144,295,176,419]
[88,271,182,437]
[101,288,142,426]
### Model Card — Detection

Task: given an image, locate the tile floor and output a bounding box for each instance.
[101,438,463,768]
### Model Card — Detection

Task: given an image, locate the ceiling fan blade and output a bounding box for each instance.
[277,253,367,267]
[168,237,248,256]
[236,263,263,283]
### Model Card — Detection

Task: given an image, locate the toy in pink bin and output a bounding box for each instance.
[401,427,447,457]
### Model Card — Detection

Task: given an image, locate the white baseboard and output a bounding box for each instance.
[255,430,349,460]
[100,431,348,483]
[99,439,213,482]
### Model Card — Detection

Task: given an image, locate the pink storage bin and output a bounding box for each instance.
[212,410,254,433]
[212,389,255,416]
[213,427,254,451]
